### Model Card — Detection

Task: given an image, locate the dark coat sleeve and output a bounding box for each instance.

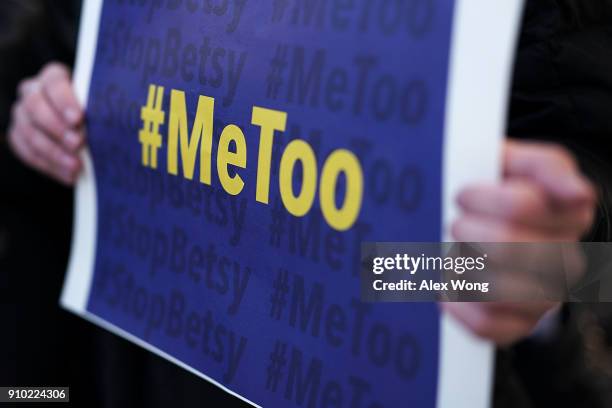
[497,1,612,407]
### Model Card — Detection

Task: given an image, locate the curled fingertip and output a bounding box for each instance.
[450,218,467,241]
[64,107,82,125]
[60,153,79,170]
[63,130,82,151]
[562,175,597,206]
[60,168,78,186]
[455,187,475,209]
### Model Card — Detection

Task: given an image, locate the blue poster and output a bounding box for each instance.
[62,1,524,406]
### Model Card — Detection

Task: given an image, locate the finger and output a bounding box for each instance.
[7,119,38,168]
[40,65,83,127]
[480,270,566,301]
[457,181,595,235]
[29,130,81,185]
[42,79,84,151]
[504,141,596,207]
[22,89,72,149]
[481,302,558,320]
[17,111,81,185]
[442,303,536,346]
[451,213,578,242]
[18,78,42,99]
[10,120,58,180]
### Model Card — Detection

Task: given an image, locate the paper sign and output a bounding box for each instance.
[62,1,524,406]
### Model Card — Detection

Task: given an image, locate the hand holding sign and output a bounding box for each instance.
[8,63,85,185]
[445,140,596,346]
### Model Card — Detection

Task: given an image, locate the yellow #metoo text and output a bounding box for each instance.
[138,84,364,231]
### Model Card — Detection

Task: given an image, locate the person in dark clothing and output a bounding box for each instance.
[1,1,611,407]
[493,1,612,407]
